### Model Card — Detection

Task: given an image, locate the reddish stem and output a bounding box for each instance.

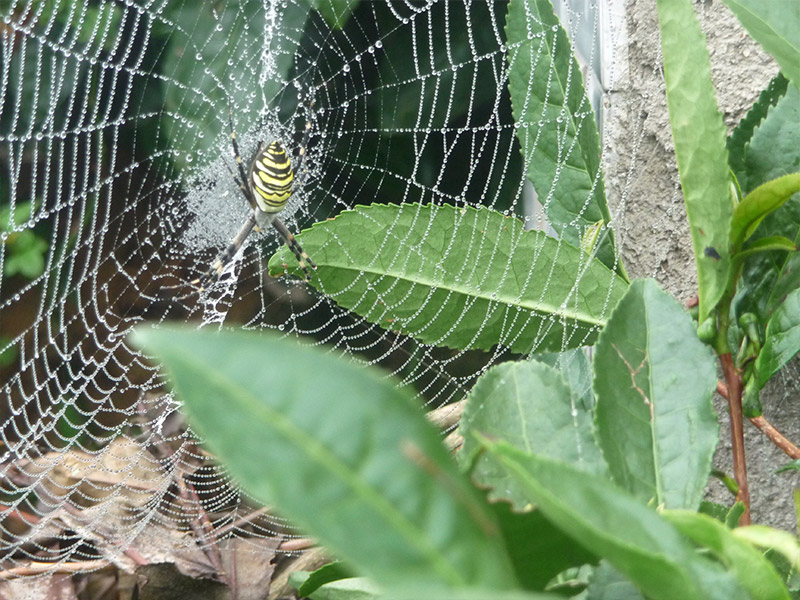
[719,353,751,525]
[749,416,800,459]
[717,380,800,459]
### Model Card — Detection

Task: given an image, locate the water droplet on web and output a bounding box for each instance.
[375,40,383,48]
[343,64,350,73]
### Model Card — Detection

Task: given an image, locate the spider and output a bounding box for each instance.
[177,110,317,297]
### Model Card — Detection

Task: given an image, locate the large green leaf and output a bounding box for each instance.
[721,1,800,91]
[131,327,516,590]
[656,0,732,323]
[505,0,623,277]
[269,203,628,354]
[593,279,718,510]
[662,510,790,600]
[460,360,606,508]
[478,442,749,600]
[756,287,800,388]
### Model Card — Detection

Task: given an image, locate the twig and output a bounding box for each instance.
[718,380,800,459]
[0,560,110,579]
[749,416,800,459]
[719,353,751,525]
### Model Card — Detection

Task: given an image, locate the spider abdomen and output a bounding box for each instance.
[250,141,294,214]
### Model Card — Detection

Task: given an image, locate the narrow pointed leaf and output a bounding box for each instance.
[657,0,732,322]
[131,327,515,590]
[593,279,718,509]
[505,0,623,276]
[269,203,628,354]
[663,510,790,600]
[479,441,749,600]
[460,360,605,508]
[756,287,800,388]
[721,1,800,90]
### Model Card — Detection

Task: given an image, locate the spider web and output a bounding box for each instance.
[0,0,638,581]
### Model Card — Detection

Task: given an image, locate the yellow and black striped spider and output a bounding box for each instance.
[180,112,317,296]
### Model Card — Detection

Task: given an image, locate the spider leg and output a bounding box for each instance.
[193,213,258,288]
[162,213,258,300]
[271,216,317,281]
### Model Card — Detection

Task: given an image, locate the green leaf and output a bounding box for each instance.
[699,501,730,523]
[776,459,800,475]
[731,174,800,248]
[732,84,800,326]
[734,197,800,326]
[728,72,789,191]
[269,203,628,354]
[587,562,644,600]
[656,0,732,323]
[533,348,595,412]
[593,279,718,510]
[295,563,356,597]
[741,83,800,193]
[460,360,606,508]
[131,326,516,590]
[491,502,596,592]
[478,441,749,600]
[733,526,800,574]
[756,287,800,388]
[4,230,48,279]
[376,3,502,135]
[382,590,559,600]
[735,235,797,262]
[307,578,381,600]
[301,0,359,29]
[721,1,800,91]
[726,503,747,530]
[663,510,790,600]
[505,0,624,277]
[162,2,310,172]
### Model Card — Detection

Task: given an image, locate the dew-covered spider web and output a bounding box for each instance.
[0,0,642,585]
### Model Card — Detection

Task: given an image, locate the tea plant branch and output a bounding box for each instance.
[750,416,800,460]
[718,352,751,525]
[717,380,800,460]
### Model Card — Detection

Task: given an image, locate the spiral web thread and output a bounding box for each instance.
[0,0,630,580]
